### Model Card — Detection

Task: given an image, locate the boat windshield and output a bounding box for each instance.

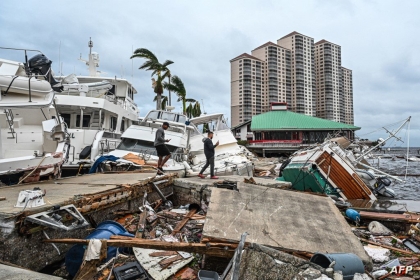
[145,110,187,124]
[117,138,178,153]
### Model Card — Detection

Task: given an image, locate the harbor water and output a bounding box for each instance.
[368,148,420,200]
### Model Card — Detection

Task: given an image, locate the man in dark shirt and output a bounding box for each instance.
[154,122,171,174]
[198,131,219,179]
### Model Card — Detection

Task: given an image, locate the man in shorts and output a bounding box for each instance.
[154,122,171,174]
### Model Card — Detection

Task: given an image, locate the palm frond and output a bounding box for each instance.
[162,60,174,67]
[131,48,158,62]
[170,76,186,93]
[185,98,196,103]
[139,60,157,71]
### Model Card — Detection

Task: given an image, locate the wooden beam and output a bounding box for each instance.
[136,211,147,238]
[171,208,197,235]
[44,238,235,258]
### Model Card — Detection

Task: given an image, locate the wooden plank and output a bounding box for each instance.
[359,211,420,223]
[44,238,235,258]
[159,255,183,267]
[149,251,178,257]
[171,208,197,235]
[136,211,148,238]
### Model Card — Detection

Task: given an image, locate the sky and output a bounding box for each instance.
[0,0,419,146]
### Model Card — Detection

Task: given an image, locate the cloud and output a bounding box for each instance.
[1,0,420,146]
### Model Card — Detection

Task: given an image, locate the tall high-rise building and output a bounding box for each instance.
[314,39,342,122]
[230,31,354,127]
[230,53,264,126]
[341,67,354,125]
[277,32,316,116]
[251,42,291,112]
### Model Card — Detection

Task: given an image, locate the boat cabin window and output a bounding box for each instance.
[128,87,134,100]
[117,138,178,153]
[178,115,187,124]
[107,85,116,96]
[160,112,175,122]
[147,111,160,120]
[110,116,118,131]
[121,118,125,132]
[76,115,91,128]
[61,114,71,127]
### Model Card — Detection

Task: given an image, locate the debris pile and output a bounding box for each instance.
[346,208,420,279]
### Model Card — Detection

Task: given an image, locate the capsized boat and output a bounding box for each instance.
[0,47,70,185]
[276,137,379,201]
[276,117,412,201]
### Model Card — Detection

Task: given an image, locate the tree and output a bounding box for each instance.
[163,75,196,114]
[153,95,168,110]
[185,101,202,118]
[131,48,173,110]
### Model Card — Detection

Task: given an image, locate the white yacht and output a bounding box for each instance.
[53,39,140,175]
[0,48,70,185]
[107,109,193,177]
[102,111,255,177]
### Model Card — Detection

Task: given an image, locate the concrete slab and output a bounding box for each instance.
[202,182,371,265]
[0,264,64,280]
[0,172,155,216]
[174,175,291,190]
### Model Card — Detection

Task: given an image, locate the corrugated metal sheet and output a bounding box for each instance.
[250,110,360,131]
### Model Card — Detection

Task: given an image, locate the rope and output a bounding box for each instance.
[17,156,47,185]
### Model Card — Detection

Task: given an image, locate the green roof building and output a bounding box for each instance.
[233,103,360,155]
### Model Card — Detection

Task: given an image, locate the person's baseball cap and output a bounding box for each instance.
[163,121,170,127]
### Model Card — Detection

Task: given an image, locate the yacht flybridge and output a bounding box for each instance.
[53,39,139,174]
[0,47,70,185]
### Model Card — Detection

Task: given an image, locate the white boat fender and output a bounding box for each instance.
[182,161,192,170]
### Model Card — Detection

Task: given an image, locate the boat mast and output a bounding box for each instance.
[355,116,411,163]
[78,38,100,77]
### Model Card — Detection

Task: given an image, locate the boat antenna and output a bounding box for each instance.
[404,120,411,180]
[201,99,206,114]
[58,40,61,76]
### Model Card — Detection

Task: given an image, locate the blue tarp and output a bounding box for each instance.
[89,155,119,173]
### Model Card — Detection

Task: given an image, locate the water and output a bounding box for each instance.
[367,148,420,200]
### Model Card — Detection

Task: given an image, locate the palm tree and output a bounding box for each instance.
[131,48,173,110]
[153,95,168,110]
[185,101,201,118]
[163,75,196,114]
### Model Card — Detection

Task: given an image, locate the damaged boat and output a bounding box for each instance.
[276,117,411,201]
[102,111,255,177]
[0,47,70,185]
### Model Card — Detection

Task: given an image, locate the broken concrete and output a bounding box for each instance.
[226,243,326,280]
[202,182,372,268]
[0,263,64,280]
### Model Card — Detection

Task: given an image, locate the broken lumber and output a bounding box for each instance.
[149,251,178,257]
[0,197,6,201]
[159,255,183,267]
[359,211,420,223]
[171,208,197,235]
[44,238,235,258]
[136,210,147,238]
[359,238,420,257]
